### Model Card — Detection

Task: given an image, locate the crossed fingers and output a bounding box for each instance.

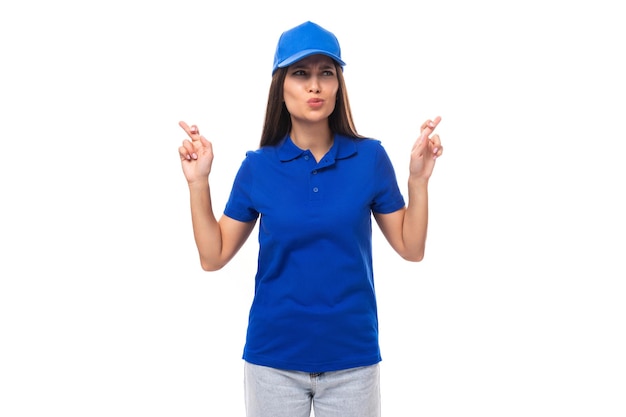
[420,116,443,159]
[179,121,203,160]
[179,121,201,140]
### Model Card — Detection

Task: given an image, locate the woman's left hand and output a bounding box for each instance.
[409,115,443,180]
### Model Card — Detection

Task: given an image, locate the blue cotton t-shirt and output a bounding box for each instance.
[224,134,405,373]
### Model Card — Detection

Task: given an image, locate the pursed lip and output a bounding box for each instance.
[307,98,324,104]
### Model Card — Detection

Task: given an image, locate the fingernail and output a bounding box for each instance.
[428,121,435,127]
[186,154,191,160]
[192,153,198,159]
[433,147,439,154]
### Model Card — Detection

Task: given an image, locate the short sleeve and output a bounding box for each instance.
[371,143,405,214]
[224,152,259,222]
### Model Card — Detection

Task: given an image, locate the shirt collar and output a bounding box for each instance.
[277,134,358,163]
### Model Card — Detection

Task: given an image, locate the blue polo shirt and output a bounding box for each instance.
[224,134,405,373]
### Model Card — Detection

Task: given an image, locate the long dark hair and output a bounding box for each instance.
[259,62,364,147]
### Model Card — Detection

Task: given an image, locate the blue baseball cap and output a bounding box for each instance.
[272,21,345,75]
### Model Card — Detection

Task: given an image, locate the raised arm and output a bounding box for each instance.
[374,116,443,262]
[178,121,256,271]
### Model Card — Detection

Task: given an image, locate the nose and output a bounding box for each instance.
[307,76,321,93]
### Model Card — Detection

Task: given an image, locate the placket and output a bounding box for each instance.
[303,152,322,202]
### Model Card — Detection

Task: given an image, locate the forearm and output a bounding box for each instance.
[188,179,223,271]
[402,177,429,261]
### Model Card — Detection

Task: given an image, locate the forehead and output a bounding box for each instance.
[290,54,336,68]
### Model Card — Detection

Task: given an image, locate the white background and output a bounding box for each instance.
[1,0,624,416]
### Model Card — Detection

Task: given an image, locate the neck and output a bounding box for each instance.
[290,123,333,158]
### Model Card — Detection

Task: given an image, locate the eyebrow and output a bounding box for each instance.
[291,62,335,71]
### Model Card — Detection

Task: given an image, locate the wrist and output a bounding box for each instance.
[408,176,429,189]
[188,178,210,191]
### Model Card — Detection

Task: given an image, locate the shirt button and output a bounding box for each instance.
[313,187,319,193]
[304,155,310,160]
[312,170,318,175]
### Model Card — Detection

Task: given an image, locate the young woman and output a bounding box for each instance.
[178,20,443,417]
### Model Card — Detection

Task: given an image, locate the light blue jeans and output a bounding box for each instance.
[244,361,381,417]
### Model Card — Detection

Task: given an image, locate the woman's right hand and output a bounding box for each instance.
[178,121,214,184]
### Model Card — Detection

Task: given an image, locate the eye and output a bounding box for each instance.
[322,69,335,76]
[292,69,307,76]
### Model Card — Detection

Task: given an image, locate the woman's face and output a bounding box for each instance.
[283,54,339,125]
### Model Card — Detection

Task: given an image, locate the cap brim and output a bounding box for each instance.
[277,49,346,69]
